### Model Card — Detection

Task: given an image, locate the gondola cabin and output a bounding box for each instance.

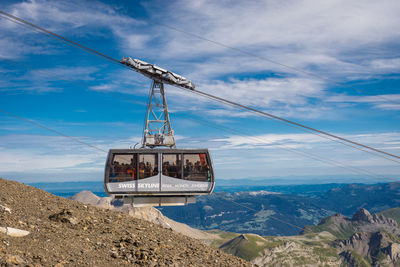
[104,148,215,206]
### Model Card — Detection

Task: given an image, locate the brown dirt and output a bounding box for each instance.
[0,178,249,266]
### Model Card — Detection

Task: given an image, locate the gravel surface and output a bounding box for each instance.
[0,178,250,266]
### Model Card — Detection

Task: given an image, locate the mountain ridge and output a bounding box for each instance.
[218,207,400,266]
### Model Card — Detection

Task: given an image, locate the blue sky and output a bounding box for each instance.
[0,0,399,184]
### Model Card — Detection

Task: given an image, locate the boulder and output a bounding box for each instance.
[49,209,79,225]
[0,204,11,213]
[0,226,30,237]
[70,191,100,206]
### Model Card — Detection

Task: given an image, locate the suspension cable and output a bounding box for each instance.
[171,112,396,179]
[179,87,400,164]
[155,19,400,106]
[0,109,107,153]
[0,54,394,180]
[1,10,399,162]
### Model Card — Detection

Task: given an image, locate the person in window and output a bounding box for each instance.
[126,164,134,179]
[194,161,201,173]
[184,159,191,172]
[153,163,158,175]
[163,162,170,176]
[114,162,121,177]
[139,162,145,179]
[146,162,153,177]
[168,163,176,178]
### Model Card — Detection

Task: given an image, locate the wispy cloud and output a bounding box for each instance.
[2,0,400,112]
[326,94,400,110]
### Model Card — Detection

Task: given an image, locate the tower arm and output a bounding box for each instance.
[120,57,195,90]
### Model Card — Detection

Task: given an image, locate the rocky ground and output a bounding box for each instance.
[69,191,218,242]
[0,178,249,266]
[215,208,400,266]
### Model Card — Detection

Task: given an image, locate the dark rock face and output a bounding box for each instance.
[352,208,374,222]
[337,231,400,266]
[352,208,399,229]
[303,207,400,266]
[333,209,400,266]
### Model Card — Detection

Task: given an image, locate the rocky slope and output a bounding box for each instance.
[0,178,249,266]
[218,208,400,266]
[69,191,217,242]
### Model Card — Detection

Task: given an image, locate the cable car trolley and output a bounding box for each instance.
[104,57,215,206]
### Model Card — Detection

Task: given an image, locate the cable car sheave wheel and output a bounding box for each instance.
[104,58,215,206]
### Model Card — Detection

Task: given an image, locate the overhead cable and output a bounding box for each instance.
[1,10,399,161]
[157,20,400,106]
[0,109,107,153]
[1,56,393,179]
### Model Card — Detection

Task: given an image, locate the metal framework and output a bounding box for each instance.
[120,57,195,90]
[120,57,195,148]
[143,80,175,147]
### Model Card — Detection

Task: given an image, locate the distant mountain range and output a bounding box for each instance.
[28,180,347,198]
[159,181,400,236]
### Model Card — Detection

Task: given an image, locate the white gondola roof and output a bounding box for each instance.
[120,57,195,90]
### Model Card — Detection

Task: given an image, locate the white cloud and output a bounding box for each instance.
[0,64,100,92]
[2,0,400,113]
[199,77,324,106]
[0,0,146,58]
[208,131,400,180]
[369,58,400,71]
[326,94,400,111]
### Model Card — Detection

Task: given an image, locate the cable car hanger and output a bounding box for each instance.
[120,57,195,148]
[103,57,215,206]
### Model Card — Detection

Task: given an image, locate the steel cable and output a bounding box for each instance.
[1,10,399,162]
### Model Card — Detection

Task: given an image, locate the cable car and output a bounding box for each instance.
[104,57,215,206]
[104,148,214,205]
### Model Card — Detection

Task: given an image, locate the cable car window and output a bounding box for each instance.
[110,154,137,182]
[183,153,210,181]
[162,154,182,178]
[139,154,158,179]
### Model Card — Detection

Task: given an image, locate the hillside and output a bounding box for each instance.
[217,231,342,266]
[158,191,334,236]
[0,178,248,266]
[69,190,218,241]
[320,182,400,216]
[217,208,400,266]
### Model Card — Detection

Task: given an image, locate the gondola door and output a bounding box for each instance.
[137,153,160,193]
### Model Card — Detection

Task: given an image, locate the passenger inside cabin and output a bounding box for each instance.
[145,162,153,177]
[162,162,170,176]
[139,162,145,179]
